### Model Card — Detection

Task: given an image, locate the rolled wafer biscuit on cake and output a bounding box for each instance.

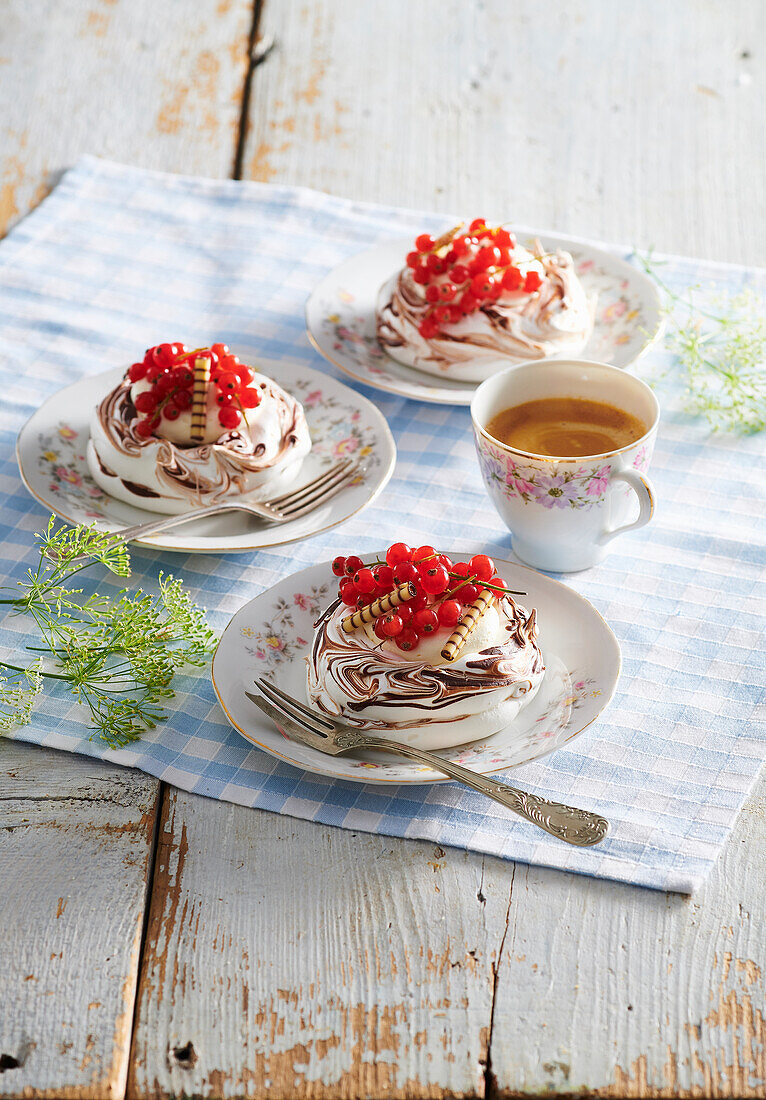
[308,544,546,751]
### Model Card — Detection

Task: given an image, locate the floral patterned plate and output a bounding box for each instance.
[212,555,621,784]
[305,229,663,405]
[15,358,396,553]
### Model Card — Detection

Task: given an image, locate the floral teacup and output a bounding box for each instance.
[471,359,659,572]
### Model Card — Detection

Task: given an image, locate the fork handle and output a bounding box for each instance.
[357,736,609,847]
[106,502,275,543]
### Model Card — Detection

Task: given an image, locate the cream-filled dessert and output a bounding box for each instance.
[377,220,596,383]
[306,544,544,750]
[87,342,311,513]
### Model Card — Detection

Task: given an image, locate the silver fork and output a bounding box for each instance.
[97,458,365,544]
[246,679,609,847]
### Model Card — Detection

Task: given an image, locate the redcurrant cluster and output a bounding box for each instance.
[331,543,512,654]
[405,220,545,340]
[127,343,262,439]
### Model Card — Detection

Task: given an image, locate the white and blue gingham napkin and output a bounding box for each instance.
[0,156,763,894]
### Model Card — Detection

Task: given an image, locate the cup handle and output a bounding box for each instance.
[597,469,655,545]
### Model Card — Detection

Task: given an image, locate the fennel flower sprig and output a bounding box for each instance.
[0,517,217,747]
[637,251,766,433]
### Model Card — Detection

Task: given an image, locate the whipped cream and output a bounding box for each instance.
[307,595,544,750]
[87,368,312,514]
[377,242,595,383]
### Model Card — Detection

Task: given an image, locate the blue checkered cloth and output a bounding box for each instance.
[0,157,763,893]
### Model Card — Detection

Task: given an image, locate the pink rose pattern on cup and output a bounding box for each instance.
[477,438,649,510]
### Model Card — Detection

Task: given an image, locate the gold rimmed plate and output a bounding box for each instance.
[212,554,621,784]
[305,229,663,405]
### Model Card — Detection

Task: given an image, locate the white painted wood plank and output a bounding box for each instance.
[488,770,766,1097]
[128,788,505,1099]
[0,0,254,239]
[244,0,766,265]
[0,740,159,1099]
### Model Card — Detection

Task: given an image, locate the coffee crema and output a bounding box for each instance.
[485,397,647,458]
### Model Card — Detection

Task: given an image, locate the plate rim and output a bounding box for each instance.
[15,359,398,554]
[305,230,665,406]
[211,553,623,784]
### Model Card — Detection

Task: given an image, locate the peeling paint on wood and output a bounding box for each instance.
[0,741,159,1099]
[244,0,766,266]
[129,794,503,1097]
[0,0,253,241]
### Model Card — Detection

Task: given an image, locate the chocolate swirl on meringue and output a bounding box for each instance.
[87,373,312,514]
[377,241,596,383]
[307,595,544,747]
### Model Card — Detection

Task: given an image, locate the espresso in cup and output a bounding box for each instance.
[471,359,660,572]
[486,397,648,459]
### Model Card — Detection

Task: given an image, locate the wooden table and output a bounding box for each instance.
[2,3,764,1096]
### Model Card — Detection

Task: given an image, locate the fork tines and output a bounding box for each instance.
[255,676,335,736]
[269,459,358,516]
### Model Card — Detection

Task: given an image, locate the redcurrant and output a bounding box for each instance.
[489,575,509,596]
[341,583,359,606]
[372,563,394,591]
[459,292,479,314]
[128,361,147,382]
[471,272,493,298]
[163,403,181,420]
[170,366,193,388]
[437,600,462,628]
[240,389,261,409]
[412,608,439,635]
[134,418,157,439]
[174,389,192,409]
[425,285,440,303]
[395,628,420,652]
[345,555,364,576]
[134,391,158,414]
[354,567,376,594]
[501,266,523,291]
[469,554,494,581]
[216,371,238,393]
[415,233,435,252]
[412,265,430,285]
[393,561,419,585]
[420,564,449,595]
[406,251,420,269]
[373,617,388,640]
[469,218,486,232]
[460,583,480,603]
[524,270,543,292]
[412,545,436,563]
[385,543,412,567]
[380,613,404,638]
[218,407,242,430]
[332,556,347,577]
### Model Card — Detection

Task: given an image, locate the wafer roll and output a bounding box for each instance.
[190,355,210,443]
[341,581,417,634]
[441,590,495,662]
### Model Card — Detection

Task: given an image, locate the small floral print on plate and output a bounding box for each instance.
[305,230,663,406]
[212,556,622,784]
